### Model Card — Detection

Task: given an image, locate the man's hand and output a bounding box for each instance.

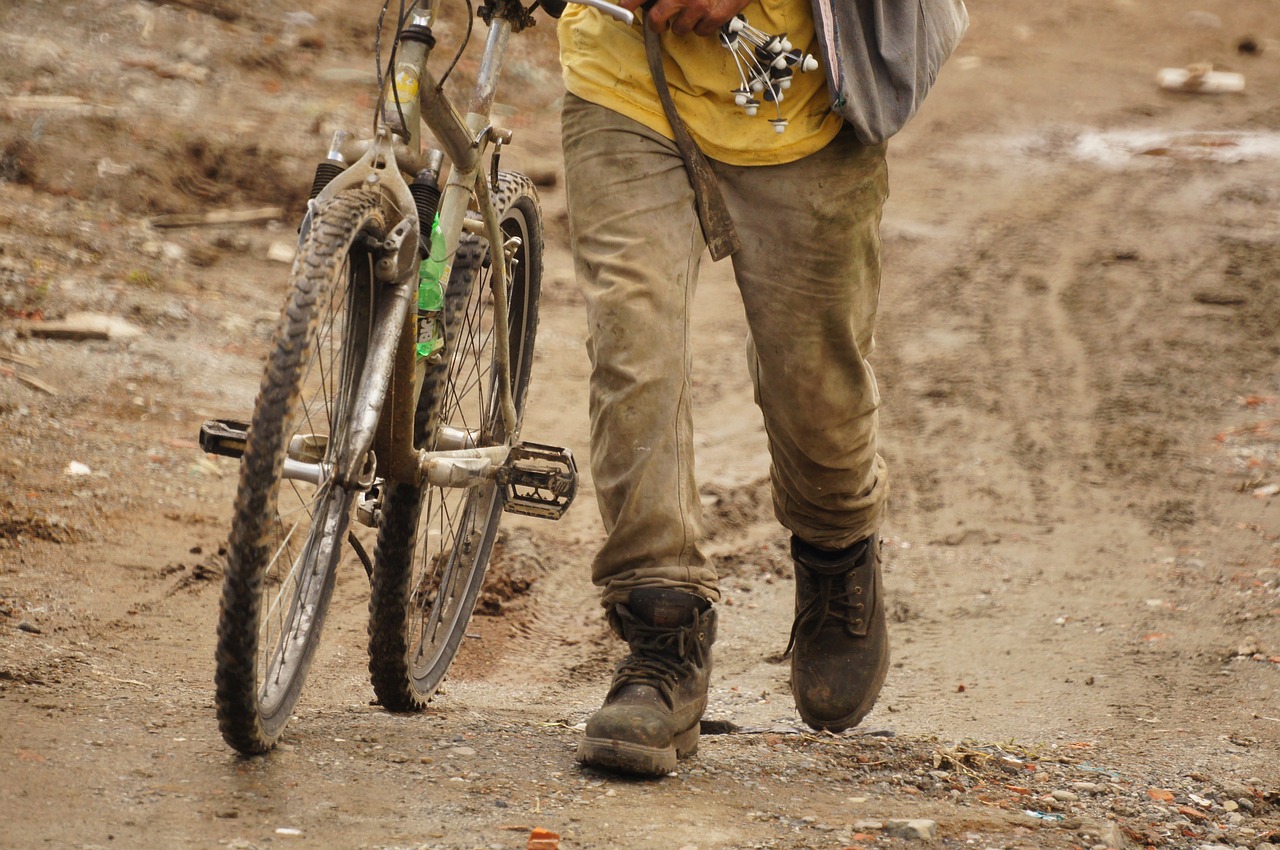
[619,0,753,38]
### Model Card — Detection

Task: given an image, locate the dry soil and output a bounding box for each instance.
[2,1,1279,849]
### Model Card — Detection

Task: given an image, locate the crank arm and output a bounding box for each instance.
[419,445,512,489]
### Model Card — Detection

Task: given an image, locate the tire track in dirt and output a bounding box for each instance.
[882,168,1119,543]
[869,123,1280,767]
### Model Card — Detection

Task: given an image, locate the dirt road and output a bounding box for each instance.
[2,0,1279,848]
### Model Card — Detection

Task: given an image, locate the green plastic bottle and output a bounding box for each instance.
[415,213,446,361]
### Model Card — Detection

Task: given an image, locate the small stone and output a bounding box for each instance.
[1223,800,1239,812]
[1072,782,1104,795]
[450,746,477,757]
[161,242,186,263]
[1099,821,1126,849]
[1185,10,1222,28]
[853,820,883,831]
[1220,781,1253,800]
[176,38,211,64]
[886,819,938,841]
[1052,790,1080,803]
[267,240,297,264]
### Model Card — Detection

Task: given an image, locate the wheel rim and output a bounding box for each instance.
[407,203,536,686]
[256,237,376,719]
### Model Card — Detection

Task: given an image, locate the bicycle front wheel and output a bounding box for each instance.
[216,188,384,753]
[368,172,542,711]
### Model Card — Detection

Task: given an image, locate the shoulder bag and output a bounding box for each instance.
[809,0,969,145]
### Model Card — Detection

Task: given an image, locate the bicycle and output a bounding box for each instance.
[198,0,631,755]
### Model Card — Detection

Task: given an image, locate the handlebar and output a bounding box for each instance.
[565,0,635,26]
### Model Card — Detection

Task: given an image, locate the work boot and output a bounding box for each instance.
[787,534,889,732]
[577,588,716,776]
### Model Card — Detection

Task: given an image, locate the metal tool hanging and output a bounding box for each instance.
[718,14,820,134]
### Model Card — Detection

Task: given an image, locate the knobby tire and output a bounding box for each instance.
[216,189,385,754]
[367,172,543,711]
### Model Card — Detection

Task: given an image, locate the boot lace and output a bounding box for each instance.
[784,569,865,657]
[609,615,707,707]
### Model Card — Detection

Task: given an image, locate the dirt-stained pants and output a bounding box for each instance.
[561,94,889,607]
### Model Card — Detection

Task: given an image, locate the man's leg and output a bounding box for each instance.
[561,94,718,774]
[561,94,718,607]
[713,127,891,730]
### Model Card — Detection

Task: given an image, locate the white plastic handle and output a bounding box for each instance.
[568,0,635,26]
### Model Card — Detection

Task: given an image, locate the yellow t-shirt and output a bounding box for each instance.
[558,0,843,166]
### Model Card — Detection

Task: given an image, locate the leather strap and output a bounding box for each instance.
[643,21,741,261]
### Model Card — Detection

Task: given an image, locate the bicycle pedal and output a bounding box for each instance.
[199,419,250,459]
[498,442,578,520]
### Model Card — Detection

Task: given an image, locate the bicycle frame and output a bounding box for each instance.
[299,0,532,494]
[205,0,588,756]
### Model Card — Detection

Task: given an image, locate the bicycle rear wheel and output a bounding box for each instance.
[216,188,384,753]
[368,172,542,710]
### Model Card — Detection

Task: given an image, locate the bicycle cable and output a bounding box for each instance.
[375,0,417,138]
[374,0,392,133]
[373,0,476,137]
[437,0,474,91]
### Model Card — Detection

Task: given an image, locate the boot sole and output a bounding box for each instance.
[576,724,699,777]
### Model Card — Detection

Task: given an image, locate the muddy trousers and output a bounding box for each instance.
[561,94,890,607]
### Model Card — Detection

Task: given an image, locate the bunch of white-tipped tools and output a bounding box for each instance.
[718,14,820,133]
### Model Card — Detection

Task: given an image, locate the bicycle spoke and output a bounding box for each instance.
[298,297,337,441]
[443,286,497,439]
